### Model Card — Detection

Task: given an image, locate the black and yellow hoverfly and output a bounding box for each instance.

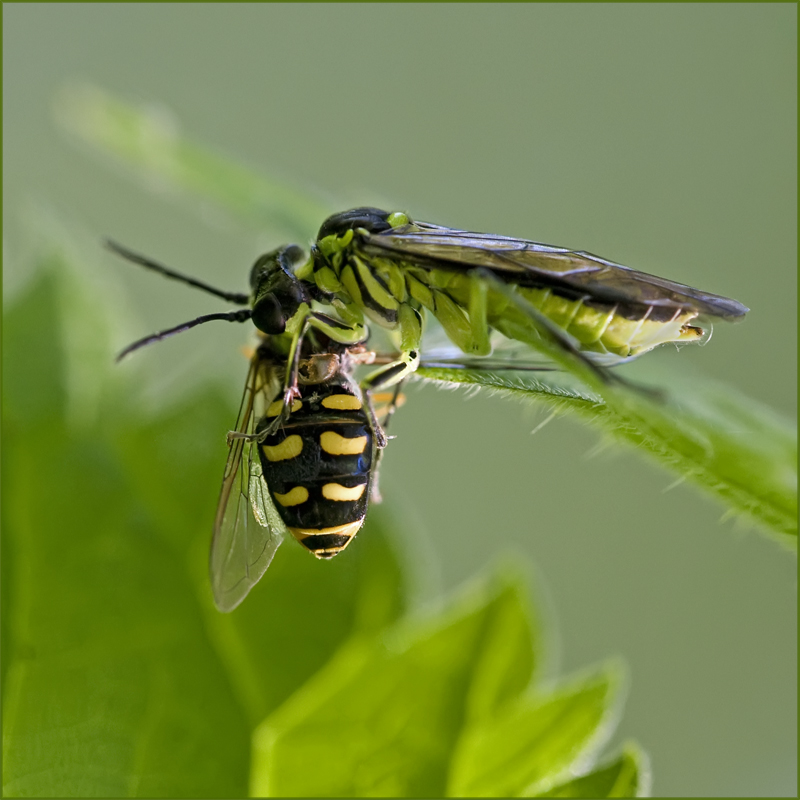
[108,242,398,612]
[210,335,388,612]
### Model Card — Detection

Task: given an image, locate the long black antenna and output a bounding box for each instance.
[106,239,250,305]
[117,309,253,362]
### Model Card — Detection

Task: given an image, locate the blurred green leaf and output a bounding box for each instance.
[3,267,248,796]
[253,573,638,798]
[2,257,407,796]
[418,366,797,543]
[538,744,649,798]
[252,572,539,797]
[448,664,622,796]
[202,509,406,729]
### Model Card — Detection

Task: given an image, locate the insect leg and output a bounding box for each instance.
[428,281,492,357]
[363,389,389,451]
[474,269,620,386]
[477,270,663,400]
[466,274,492,355]
[366,380,406,501]
[229,311,314,445]
[282,314,312,404]
[360,305,422,396]
[376,381,406,432]
[309,311,368,346]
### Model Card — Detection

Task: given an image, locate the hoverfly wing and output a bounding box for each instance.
[360,222,748,321]
[210,352,286,612]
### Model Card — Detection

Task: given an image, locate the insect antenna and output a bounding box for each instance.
[105,239,250,305]
[117,309,253,362]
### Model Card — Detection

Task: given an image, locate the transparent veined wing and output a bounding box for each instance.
[210,350,287,612]
[417,326,559,372]
[358,221,748,321]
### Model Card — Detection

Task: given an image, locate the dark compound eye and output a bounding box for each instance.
[317,208,392,240]
[280,244,307,270]
[251,292,286,334]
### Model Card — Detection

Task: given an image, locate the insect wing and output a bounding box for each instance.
[418,327,557,372]
[210,354,286,612]
[360,221,748,320]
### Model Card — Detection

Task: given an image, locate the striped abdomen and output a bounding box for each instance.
[493,285,703,358]
[320,252,702,360]
[256,381,374,559]
[420,269,703,359]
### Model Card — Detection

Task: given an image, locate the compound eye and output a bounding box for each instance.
[280,245,306,270]
[251,293,286,334]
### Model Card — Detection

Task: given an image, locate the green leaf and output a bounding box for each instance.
[253,573,640,798]
[2,281,250,795]
[418,365,797,543]
[2,256,406,796]
[56,84,331,241]
[447,664,623,797]
[251,572,538,797]
[538,744,650,798]
[200,510,407,729]
[3,261,69,426]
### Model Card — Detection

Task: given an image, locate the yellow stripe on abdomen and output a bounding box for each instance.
[320,431,367,456]
[290,521,363,541]
[321,394,362,411]
[262,434,303,462]
[517,287,702,358]
[266,399,302,417]
[322,482,366,501]
[289,520,363,558]
[273,486,309,507]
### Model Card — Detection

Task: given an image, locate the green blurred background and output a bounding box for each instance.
[3,4,796,796]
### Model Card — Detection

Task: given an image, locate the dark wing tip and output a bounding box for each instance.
[699,295,749,320]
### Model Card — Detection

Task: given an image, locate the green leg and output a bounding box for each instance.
[360,304,423,393]
[476,270,661,399]
[431,277,492,357]
[466,274,492,355]
[286,309,367,399]
[359,304,422,449]
[478,270,614,383]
